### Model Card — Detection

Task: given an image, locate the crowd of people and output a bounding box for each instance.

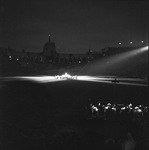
[83,102,149,149]
[87,102,148,123]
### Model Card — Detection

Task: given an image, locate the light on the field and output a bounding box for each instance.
[11,76,66,83]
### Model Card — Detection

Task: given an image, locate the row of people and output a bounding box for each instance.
[88,102,148,121]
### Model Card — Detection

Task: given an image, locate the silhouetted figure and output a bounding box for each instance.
[122,132,136,150]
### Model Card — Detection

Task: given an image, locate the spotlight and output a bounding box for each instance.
[140,46,149,52]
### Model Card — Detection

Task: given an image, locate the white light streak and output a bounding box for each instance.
[1,74,148,87]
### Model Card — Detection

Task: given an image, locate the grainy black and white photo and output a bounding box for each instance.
[0,0,148,150]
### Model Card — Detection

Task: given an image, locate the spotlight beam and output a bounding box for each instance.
[1,76,67,83]
[1,75,148,87]
[81,46,148,75]
[77,76,148,87]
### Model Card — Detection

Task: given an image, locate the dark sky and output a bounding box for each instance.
[0,0,148,53]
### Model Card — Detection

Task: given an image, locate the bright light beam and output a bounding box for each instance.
[1,75,148,87]
[77,76,148,87]
[2,76,67,83]
[81,46,148,75]
[140,46,149,52]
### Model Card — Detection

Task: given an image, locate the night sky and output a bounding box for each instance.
[0,0,148,53]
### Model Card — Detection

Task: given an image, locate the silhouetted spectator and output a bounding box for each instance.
[122,132,136,150]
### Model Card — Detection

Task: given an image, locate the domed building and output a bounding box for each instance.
[42,35,94,64]
[43,35,57,63]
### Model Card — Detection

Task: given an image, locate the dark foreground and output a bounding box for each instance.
[0,79,149,150]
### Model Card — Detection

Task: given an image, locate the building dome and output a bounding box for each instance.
[43,35,57,62]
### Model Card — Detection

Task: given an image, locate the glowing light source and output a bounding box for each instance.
[2,74,148,86]
[140,46,148,52]
[130,42,133,44]
[55,73,77,80]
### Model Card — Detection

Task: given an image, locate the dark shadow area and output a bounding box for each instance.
[0,80,149,150]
